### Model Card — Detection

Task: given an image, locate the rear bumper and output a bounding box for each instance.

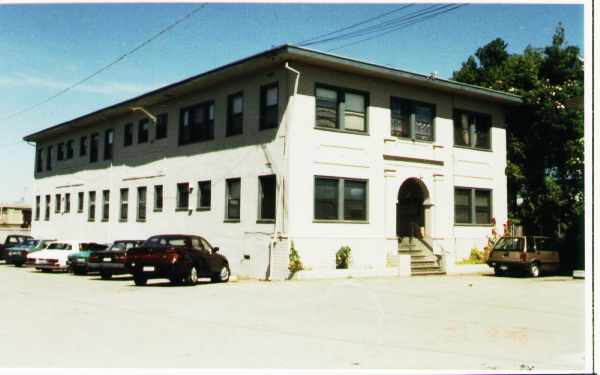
[126,261,190,279]
[88,262,127,273]
[5,254,27,264]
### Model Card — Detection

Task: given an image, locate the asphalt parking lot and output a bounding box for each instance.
[0,264,586,371]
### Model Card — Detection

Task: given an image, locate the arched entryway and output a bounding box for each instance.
[396,178,431,238]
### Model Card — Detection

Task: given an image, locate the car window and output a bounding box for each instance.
[190,238,203,250]
[7,237,19,244]
[144,237,189,247]
[493,237,524,251]
[22,239,39,247]
[47,243,72,250]
[200,238,212,252]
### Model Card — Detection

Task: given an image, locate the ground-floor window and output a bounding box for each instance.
[197,181,211,210]
[102,190,110,221]
[45,195,50,221]
[154,185,163,212]
[258,175,276,221]
[35,196,40,221]
[177,183,189,210]
[314,176,368,222]
[64,193,70,213]
[78,192,84,213]
[454,187,492,225]
[88,191,96,222]
[120,188,128,221]
[55,194,61,213]
[137,187,147,221]
[225,178,241,221]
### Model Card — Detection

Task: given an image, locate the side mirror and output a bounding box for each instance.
[213,247,219,253]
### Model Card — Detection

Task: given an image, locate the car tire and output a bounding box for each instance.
[133,275,147,286]
[100,271,112,280]
[185,266,199,285]
[14,262,24,267]
[73,268,88,276]
[494,267,505,276]
[212,265,230,283]
[530,262,541,278]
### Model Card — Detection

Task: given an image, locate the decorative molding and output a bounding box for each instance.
[314,161,370,169]
[383,154,444,166]
[122,174,165,182]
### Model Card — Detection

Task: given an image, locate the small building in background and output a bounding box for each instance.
[0,202,32,242]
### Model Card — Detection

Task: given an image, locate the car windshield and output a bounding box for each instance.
[47,243,73,250]
[110,241,136,251]
[143,236,190,248]
[493,237,524,252]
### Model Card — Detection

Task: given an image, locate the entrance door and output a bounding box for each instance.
[396,179,427,237]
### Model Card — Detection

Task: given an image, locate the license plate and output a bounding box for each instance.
[500,265,508,271]
[143,266,155,272]
[103,258,112,262]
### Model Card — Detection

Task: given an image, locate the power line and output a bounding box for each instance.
[1,4,207,122]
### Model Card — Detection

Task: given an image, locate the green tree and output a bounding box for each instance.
[452,24,584,240]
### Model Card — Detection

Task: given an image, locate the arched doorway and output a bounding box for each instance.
[396,178,430,238]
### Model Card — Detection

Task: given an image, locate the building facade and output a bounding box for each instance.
[24,46,521,279]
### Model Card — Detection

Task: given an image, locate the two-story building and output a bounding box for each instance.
[23,45,521,279]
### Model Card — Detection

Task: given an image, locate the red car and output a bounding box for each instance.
[125,235,230,286]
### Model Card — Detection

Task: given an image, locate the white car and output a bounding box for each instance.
[27,241,83,272]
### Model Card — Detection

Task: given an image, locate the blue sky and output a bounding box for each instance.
[0,3,583,202]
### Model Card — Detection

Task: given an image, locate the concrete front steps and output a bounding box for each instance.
[397,237,445,276]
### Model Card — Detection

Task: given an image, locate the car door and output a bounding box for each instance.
[189,237,211,276]
[200,237,223,273]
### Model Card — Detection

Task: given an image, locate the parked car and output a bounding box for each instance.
[67,243,109,275]
[5,239,54,266]
[0,234,33,261]
[27,241,87,272]
[125,234,230,286]
[487,236,560,277]
[88,240,143,280]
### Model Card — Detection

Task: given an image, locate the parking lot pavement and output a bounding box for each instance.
[0,264,586,371]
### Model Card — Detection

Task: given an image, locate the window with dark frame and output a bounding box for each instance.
[154,185,163,212]
[57,143,65,161]
[315,85,368,133]
[156,113,168,140]
[102,190,110,221]
[88,191,96,222]
[90,133,99,163]
[64,193,70,213]
[225,178,241,221]
[66,140,74,159]
[46,146,52,171]
[120,188,128,221]
[260,83,279,130]
[137,187,147,221]
[453,109,492,150]
[138,119,149,143]
[36,148,43,173]
[124,123,133,146]
[314,177,368,221]
[179,101,214,145]
[391,97,435,141]
[80,136,88,157]
[104,129,114,160]
[35,196,40,221]
[454,187,492,225]
[45,195,50,221]
[258,175,276,221]
[55,194,61,213]
[227,92,244,136]
[176,183,189,210]
[197,181,211,210]
[78,192,84,213]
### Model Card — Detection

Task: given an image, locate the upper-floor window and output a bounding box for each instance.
[156,113,168,140]
[179,101,214,145]
[453,109,491,150]
[36,148,43,173]
[57,143,65,161]
[315,85,368,133]
[391,97,435,141]
[138,119,149,143]
[80,136,88,157]
[124,123,133,146]
[314,176,368,222]
[454,187,492,225]
[66,140,74,159]
[104,129,114,160]
[227,92,244,136]
[260,83,279,130]
[46,146,53,171]
[90,133,99,163]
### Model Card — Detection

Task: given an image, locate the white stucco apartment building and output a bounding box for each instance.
[24,45,521,279]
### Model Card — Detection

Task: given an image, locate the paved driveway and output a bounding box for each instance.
[0,264,586,370]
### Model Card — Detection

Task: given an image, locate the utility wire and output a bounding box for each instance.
[327,4,466,52]
[1,4,207,122]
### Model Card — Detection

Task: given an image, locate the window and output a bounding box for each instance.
[179,101,214,145]
[227,92,244,136]
[260,83,279,130]
[64,193,70,213]
[315,85,368,132]
[314,177,368,221]
[36,148,43,173]
[453,109,492,150]
[156,113,168,140]
[78,192,84,213]
[90,133,99,163]
[46,146,52,171]
[176,183,189,210]
[55,194,61,213]
[154,185,163,212]
[88,191,96,221]
[391,97,435,141]
[45,195,50,221]
[80,136,88,157]
[120,188,128,221]
[104,129,114,160]
[57,143,65,161]
[137,187,147,221]
[454,188,492,225]
[197,181,211,210]
[225,178,241,221]
[35,196,40,221]
[138,119,149,143]
[66,140,74,159]
[258,175,276,221]
[102,190,110,221]
[124,123,133,146]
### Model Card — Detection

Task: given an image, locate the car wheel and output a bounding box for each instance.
[185,266,199,285]
[133,275,147,286]
[530,262,541,278]
[100,271,112,280]
[212,265,230,283]
[73,268,87,276]
[494,267,505,276]
[14,262,24,267]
